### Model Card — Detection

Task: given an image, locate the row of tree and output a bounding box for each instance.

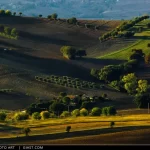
[99,15,149,42]
[0,9,22,16]
[60,46,86,59]
[0,24,18,37]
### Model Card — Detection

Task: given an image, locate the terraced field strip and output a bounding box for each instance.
[98,39,143,60]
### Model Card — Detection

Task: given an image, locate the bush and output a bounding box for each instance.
[60,111,70,118]
[66,126,71,133]
[102,107,108,116]
[40,111,50,120]
[71,109,80,117]
[0,112,7,121]
[32,112,41,120]
[102,106,116,116]
[90,107,101,116]
[80,108,88,116]
[14,112,29,121]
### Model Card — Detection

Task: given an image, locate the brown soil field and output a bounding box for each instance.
[0,16,137,110]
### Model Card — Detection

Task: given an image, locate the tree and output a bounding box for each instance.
[51,13,58,20]
[49,102,65,116]
[60,46,76,59]
[68,17,77,24]
[129,50,145,62]
[62,97,71,112]
[39,14,42,18]
[19,12,22,16]
[14,112,29,121]
[13,12,16,16]
[0,112,7,121]
[102,107,108,116]
[134,93,150,108]
[90,107,101,116]
[32,112,41,120]
[79,108,88,116]
[11,28,18,37]
[110,121,115,128]
[47,15,51,19]
[66,126,71,133]
[107,106,116,115]
[80,101,93,110]
[76,50,86,58]
[40,111,50,120]
[122,73,138,94]
[136,80,149,94]
[5,10,12,16]
[22,127,31,136]
[0,10,5,16]
[60,111,70,118]
[4,27,11,35]
[71,109,80,117]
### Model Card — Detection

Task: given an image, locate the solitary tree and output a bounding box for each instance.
[66,126,71,133]
[110,121,115,128]
[47,15,51,19]
[19,12,22,16]
[5,10,12,16]
[0,10,5,16]
[22,127,31,136]
[13,12,16,16]
[39,14,42,18]
[51,13,58,20]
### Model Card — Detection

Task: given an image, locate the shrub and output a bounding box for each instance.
[80,108,88,116]
[66,126,71,133]
[14,112,29,121]
[90,107,101,116]
[32,112,41,120]
[0,112,7,121]
[60,111,70,118]
[71,109,80,117]
[102,107,108,116]
[40,111,50,120]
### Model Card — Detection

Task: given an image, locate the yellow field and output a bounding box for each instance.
[0,113,150,144]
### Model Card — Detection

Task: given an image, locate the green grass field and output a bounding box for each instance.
[98,19,150,60]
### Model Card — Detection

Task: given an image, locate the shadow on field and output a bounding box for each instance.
[19,31,72,46]
[0,16,42,25]
[0,124,20,132]
[74,57,126,69]
[1,126,150,144]
[0,49,93,81]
